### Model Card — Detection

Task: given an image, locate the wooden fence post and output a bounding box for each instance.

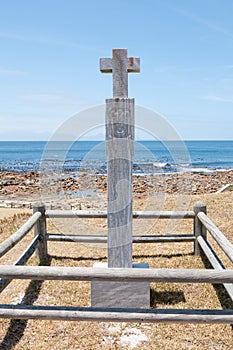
[33,203,48,264]
[193,202,207,256]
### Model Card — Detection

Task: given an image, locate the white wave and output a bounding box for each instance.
[153,162,170,168]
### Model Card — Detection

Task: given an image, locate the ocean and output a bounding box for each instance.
[0,140,232,174]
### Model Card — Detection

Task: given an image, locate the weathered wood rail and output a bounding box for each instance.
[0,265,232,283]
[0,201,232,324]
[46,233,195,243]
[45,209,196,245]
[198,211,233,263]
[0,305,232,324]
[45,209,195,219]
[0,211,41,258]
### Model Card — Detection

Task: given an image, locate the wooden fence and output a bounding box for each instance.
[0,202,232,324]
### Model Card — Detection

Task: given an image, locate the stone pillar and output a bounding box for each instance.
[106,98,134,268]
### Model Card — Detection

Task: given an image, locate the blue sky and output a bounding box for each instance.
[0,0,233,140]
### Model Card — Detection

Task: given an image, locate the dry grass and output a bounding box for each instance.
[0,192,232,349]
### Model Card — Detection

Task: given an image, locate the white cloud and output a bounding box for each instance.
[171,6,233,39]
[19,92,90,110]
[21,93,63,102]
[200,94,233,103]
[153,65,201,74]
[0,67,27,75]
[0,31,97,51]
[0,31,75,47]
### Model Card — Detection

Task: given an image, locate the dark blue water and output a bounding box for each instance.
[0,140,232,174]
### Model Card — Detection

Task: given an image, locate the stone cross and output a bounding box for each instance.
[100,49,140,268]
[100,48,140,97]
[91,49,150,308]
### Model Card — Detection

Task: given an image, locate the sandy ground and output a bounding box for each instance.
[0,192,232,349]
[0,207,31,219]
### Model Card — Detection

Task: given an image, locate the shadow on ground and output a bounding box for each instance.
[200,251,233,329]
[150,289,186,307]
[49,254,107,262]
[1,249,232,348]
[0,258,51,350]
[200,252,233,310]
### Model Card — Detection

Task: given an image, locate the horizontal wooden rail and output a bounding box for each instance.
[0,266,232,283]
[46,210,107,218]
[197,236,233,302]
[15,235,42,266]
[0,305,232,324]
[0,212,42,258]
[133,211,195,219]
[46,234,106,243]
[45,210,195,219]
[0,235,42,293]
[46,233,195,243]
[198,212,233,264]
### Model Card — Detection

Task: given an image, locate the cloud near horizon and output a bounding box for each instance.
[200,94,233,103]
[0,67,27,75]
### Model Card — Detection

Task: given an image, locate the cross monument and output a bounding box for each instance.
[91,49,150,308]
[102,48,139,268]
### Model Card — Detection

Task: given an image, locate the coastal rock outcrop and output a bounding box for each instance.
[0,170,233,198]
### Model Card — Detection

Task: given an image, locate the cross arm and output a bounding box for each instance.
[100,57,140,73]
[100,58,112,73]
[128,57,140,73]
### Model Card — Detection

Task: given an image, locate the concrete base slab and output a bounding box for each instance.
[91,262,150,308]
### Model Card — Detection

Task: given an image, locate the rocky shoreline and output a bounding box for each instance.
[1,169,233,195]
[0,169,232,208]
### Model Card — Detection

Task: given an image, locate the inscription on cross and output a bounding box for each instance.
[100,48,140,97]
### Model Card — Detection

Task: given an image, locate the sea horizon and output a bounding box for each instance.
[0,140,233,175]
[1,139,233,142]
